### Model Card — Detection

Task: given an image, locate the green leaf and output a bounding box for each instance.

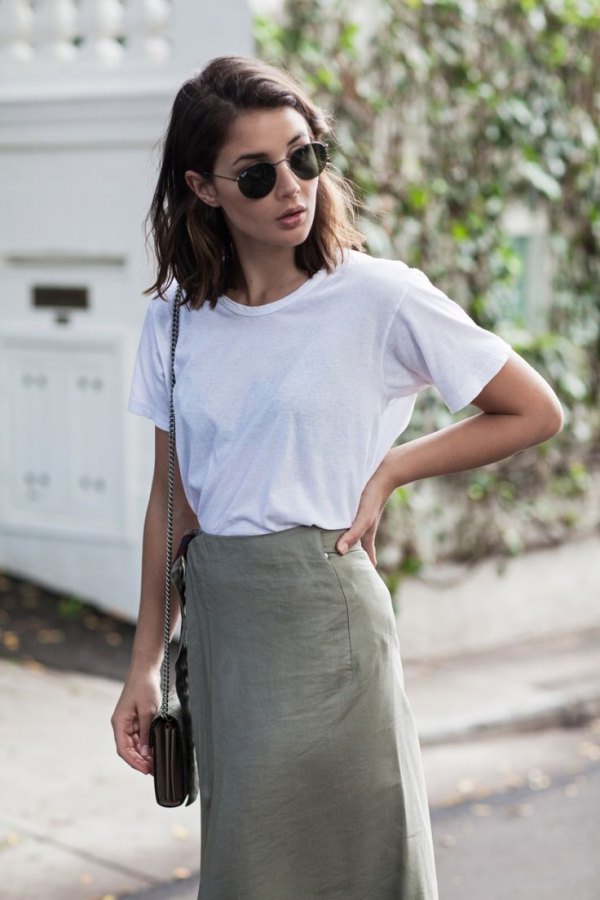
[58,595,86,620]
[339,21,360,53]
[451,222,469,241]
[519,160,562,200]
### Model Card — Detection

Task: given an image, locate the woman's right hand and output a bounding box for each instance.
[111,667,162,775]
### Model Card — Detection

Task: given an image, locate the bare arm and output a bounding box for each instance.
[111,426,199,774]
[336,351,564,562]
[129,426,199,674]
[378,351,564,493]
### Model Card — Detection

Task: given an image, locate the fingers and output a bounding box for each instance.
[133,731,155,776]
[336,473,388,564]
[111,709,154,776]
[336,530,360,554]
[335,526,378,567]
[336,519,368,555]
[136,721,155,775]
[364,543,377,567]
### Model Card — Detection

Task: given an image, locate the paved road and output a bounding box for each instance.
[120,722,600,899]
[432,761,600,900]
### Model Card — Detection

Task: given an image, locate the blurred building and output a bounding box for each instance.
[0,0,252,618]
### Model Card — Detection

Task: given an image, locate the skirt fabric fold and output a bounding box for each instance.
[184,524,439,900]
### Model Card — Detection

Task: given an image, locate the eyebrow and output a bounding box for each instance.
[231,132,308,167]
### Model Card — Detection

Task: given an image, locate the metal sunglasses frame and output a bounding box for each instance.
[202,141,329,199]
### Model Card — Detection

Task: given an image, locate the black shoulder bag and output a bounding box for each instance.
[149,285,199,807]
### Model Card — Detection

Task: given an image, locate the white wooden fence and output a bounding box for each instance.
[0,1,252,619]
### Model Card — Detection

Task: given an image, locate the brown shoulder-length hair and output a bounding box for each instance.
[143,55,366,310]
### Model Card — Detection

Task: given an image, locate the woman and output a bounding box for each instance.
[111,55,563,899]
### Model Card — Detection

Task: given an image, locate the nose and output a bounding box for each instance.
[274,159,301,197]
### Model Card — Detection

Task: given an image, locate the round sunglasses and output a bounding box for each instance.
[204,141,329,200]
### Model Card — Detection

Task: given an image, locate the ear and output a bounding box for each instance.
[184,169,221,208]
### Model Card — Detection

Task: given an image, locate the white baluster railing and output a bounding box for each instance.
[0,0,175,84]
[76,0,125,67]
[0,0,34,68]
[33,0,78,65]
[122,0,171,67]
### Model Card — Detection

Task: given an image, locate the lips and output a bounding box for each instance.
[278,206,306,220]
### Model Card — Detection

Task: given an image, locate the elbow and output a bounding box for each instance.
[550,400,565,438]
[534,392,564,443]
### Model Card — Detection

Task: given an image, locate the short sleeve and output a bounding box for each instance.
[383,268,512,413]
[127,295,172,431]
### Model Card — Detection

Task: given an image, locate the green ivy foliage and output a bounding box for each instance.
[254,0,600,571]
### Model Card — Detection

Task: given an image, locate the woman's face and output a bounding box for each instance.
[185,106,321,254]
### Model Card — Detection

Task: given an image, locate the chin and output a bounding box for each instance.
[283,223,315,246]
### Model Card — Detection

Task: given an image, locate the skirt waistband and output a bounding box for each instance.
[192,524,360,556]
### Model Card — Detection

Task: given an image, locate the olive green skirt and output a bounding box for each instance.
[184,524,439,900]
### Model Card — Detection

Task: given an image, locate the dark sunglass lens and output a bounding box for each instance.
[290,143,328,180]
[238,162,276,198]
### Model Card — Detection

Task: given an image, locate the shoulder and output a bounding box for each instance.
[337,249,435,295]
[338,248,410,285]
[335,252,495,346]
[143,280,185,332]
[333,250,446,316]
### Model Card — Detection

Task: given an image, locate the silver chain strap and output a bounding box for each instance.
[159,284,182,718]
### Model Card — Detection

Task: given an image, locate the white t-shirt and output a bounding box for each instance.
[128,249,511,535]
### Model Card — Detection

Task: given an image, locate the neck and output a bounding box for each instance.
[226,234,306,307]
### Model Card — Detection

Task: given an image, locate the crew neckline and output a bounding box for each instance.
[218,267,329,316]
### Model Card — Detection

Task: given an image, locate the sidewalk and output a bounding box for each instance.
[1,622,599,900]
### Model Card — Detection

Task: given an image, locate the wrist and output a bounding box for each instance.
[377,445,408,495]
[128,653,163,679]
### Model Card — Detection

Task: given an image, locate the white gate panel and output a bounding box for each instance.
[1,332,125,535]
[8,346,62,512]
[67,348,123,522]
